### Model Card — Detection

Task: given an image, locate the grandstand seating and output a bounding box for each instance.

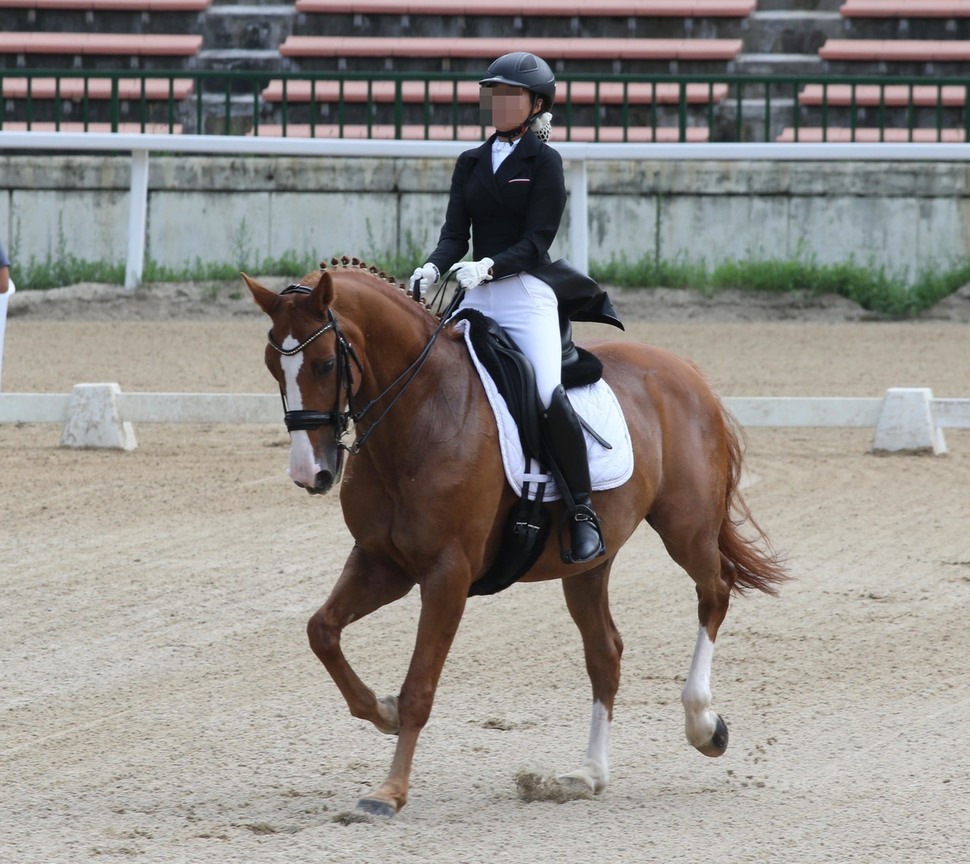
[293,0,755,16]
[0,33,203,70]
[0,0,208,8]
[261,80,729,106]
[271,17,744,140]
[1,77,195,107]
[781,2,970,141]
[0,121,183,132]
[798,83,967,108]
[778,127,965,142]
[819,40,970,64]
[250,123,711,142]
[839,1,970,17]
[1,0,966,141]
[277,36,744,67]
[0,0,204,129]
[0,0,210,27]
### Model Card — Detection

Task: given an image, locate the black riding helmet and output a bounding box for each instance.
[479,52,556,112]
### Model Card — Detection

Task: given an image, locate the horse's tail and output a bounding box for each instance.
[717,401,789,596]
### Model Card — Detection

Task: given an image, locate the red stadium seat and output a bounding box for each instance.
[2,77,195,99]
[0,121,183,131]
[278,36,743,62]
[292,0,754,16]
[777,126,966,142]
[0,32,202,55]
[249,123,710,142]
[798,83,968,107]
[260,79,728,106]
[0,0,209,7]
[839,0,970,17]
[819,39,970,62]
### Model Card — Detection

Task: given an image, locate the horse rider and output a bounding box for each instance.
[410,51,607,564]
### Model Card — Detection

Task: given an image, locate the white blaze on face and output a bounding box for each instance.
[280,338,321,487]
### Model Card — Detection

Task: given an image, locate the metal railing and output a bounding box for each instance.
[1,70,969,142]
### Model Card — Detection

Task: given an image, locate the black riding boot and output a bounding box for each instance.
[543,385,606,564]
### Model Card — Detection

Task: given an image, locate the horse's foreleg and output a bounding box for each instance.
[557,562,622,794]
[680,549,733,757]
[307,546,413,735]
[357,564,470,817]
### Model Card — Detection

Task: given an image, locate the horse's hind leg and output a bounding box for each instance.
[652,515,732,758]
[558,560,622,794]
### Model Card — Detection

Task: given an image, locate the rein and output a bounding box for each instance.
[266,281,462,456]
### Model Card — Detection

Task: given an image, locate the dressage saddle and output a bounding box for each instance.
[453,309,604,597]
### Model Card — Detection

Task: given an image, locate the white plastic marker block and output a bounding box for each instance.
[0,277,14,391]
[872,387,947,456]
[60,383,137,451]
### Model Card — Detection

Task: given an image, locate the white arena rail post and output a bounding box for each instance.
[60,383,137,450]
[125,150,150,290]
[872,387,947,455]
[0,277,14,391]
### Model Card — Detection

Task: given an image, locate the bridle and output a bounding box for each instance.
[265,282,458,456]
[266,285,361,446]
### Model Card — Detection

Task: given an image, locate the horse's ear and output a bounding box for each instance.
[242,273,278,316]
[310,269,335,319]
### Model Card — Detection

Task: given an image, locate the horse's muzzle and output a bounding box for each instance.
[294,447,344,495]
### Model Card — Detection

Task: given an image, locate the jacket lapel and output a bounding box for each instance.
[494,130,539,186]
[472,134,504,206]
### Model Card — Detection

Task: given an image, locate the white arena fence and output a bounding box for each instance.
[3,132,970,286]
[0,384,966,455]
[1,134,968,455]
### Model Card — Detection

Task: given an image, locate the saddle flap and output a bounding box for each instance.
[452,309,544,460]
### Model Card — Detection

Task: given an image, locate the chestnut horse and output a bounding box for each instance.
[243,260,786,817]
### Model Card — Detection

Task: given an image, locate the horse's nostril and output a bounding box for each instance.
[315,470,334,490]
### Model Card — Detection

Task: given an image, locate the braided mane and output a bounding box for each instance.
[321,255,411,296]
[315,255,443,314]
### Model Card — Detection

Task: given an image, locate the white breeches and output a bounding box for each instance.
[458,272,562,408]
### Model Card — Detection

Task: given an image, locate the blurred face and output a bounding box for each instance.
[480,84,535,135]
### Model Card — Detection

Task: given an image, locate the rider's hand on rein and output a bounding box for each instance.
[454,258,494,291]
[410,262,439,300]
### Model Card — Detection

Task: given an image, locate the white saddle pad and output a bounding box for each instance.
[455,319,634,501]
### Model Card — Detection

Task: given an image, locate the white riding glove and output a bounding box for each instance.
[453,257,494,290]
[409,262,439,299]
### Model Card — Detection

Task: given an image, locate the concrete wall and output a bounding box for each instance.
[2,155,969,282]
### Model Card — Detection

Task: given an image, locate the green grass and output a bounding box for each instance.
[11,251,969,319]
[590,254,970,318]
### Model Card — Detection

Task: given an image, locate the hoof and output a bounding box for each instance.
[697,714,729,758]
[374,695,400,735]
[357,797,397,818]
[556,774,598,799]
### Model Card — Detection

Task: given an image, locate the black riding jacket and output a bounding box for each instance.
[427,130,566,280]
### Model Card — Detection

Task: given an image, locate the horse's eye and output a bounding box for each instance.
[314,358,336,375]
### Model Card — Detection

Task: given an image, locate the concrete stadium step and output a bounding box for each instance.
[201,4,295,52]
[742,9,844,54]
